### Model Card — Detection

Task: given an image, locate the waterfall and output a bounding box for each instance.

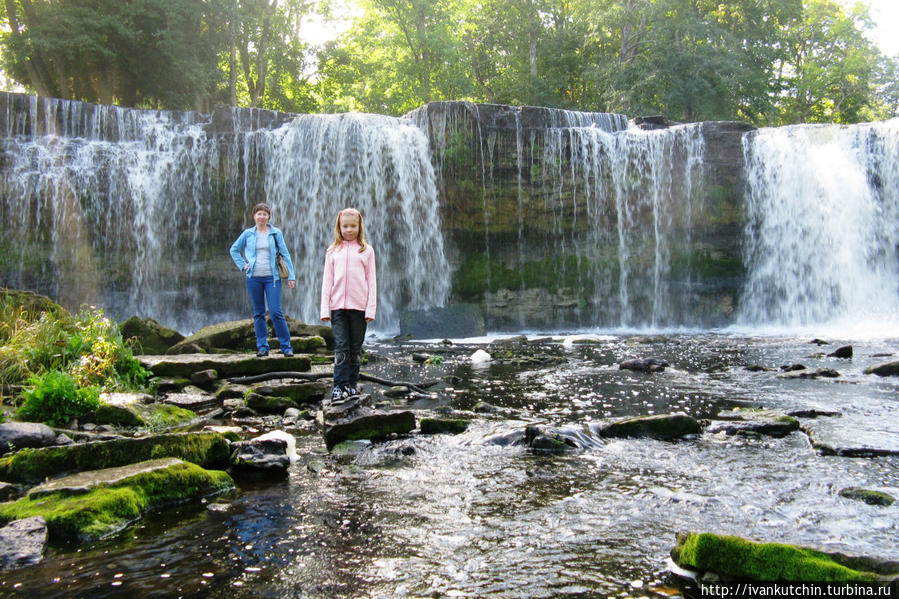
[737,119,899,332]
[0,93,449,333]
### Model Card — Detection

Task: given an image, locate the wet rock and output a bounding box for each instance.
[524,425,578,452]
[839,487,896,507]
[778,368,840,379]
[0,481,23,501]
[780,363,806,372]
[0,517,47,570]
[803,422,899,458]
[140,352,311,379]
[0,422,59,454]
[0,432,231,484]
[827,345,853,359]
[619,357,669,373]
[864,360,899,377]
[190,369,219,386]
[473,401,501,414]
[786,408,841,418]
[229,434,293,476]
[245,392,299,413]
[156,378,190,393]
[597,413,702,441]
[119,316,185,355]
[706,409,800,437]
[95,394,196,428]
[323,410,416,451]
[163,388,218,411]
[54,433,74,446]
[745,364,774,372]
[0,459,234,542]
[670,531,899,583]
[412,353,430,363]
[809,338,829,346]
[252,381,328,404]
[384,385,411,398]
[419,418,470,435]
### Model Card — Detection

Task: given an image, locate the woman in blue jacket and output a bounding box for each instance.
[230,203,296,357]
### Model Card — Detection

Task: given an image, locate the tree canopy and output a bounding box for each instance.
[0,0,895,124]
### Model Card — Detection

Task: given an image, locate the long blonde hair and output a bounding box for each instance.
[330,208,367,253]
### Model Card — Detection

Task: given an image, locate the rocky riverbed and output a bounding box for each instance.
[1,319,898,597]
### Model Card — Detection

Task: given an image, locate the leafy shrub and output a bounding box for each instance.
[17,370,101,427]
[0,300,150,391]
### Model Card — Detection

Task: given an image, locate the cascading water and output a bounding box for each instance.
[0,93,449,332]
[737,119,899,333]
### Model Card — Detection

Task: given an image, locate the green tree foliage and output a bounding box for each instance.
[0,0,228,109]
[0,0,894,124]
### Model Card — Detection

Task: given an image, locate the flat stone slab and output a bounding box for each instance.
[0,516,47,570]
[163,391,218,411]
[595,413,702,441]
[706,409,800,437]
[139,353,311,379]
[324,410,416,450]
[803,419,899,457]
[28,458,184,499]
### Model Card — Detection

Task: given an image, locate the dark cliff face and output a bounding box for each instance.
[0,92,755,331]
[409,102,754,329]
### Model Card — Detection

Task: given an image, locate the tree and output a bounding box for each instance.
[0,0,228,109]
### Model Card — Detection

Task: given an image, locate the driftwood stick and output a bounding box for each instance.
[227,371,329,384]
[228,371,441,394]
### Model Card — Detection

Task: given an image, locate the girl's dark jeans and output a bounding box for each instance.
[330,309,367,389]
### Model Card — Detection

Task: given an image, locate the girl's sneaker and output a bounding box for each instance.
[346,386,358,397]
[330,386,344,401]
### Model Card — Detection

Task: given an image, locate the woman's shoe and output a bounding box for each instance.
[256,349,269,357]
[282,350,294,357]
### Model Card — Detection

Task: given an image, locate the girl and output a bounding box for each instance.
[320,208,377,400]
[230,202,296,357]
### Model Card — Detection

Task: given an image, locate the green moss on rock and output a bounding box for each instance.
[671,532,889,582]
[0,459,234,541]
[839,487,896,507]
[95,402,197,429]
[0,432,231,483]
[419,418,470,435]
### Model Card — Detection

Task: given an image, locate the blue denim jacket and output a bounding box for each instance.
[229,225,296,282]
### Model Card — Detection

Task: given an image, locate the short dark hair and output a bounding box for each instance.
[253,203,271,215]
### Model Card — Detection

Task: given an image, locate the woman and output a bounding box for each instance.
[230,202,296,357]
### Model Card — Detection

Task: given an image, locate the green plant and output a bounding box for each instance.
[17,370,101,427]
[424,355,444,365]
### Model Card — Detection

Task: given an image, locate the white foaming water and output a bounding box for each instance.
[737,119,899,336]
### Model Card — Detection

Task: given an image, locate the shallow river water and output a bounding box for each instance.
[2,332,898,598]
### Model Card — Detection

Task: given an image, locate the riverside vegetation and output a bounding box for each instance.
[0,287,897,595]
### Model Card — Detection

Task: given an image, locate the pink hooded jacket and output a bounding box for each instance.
[320,240,377,320]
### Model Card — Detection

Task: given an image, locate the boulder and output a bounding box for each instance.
[324,411,416,450]
[245,392,299,413]
[706,409,800,437]
[0,459,234,542]
[95,398,197,429]
[0,432,231,484]
[166,319,256,353]
[670,531,898,583]
[778,367,840,379]
[839,487,895,507]
[0,422,60,454]
[0,516,47,570]
[229,433,295,475]
[419,418,470,435]
[399,303,486,339]
[252,380,328,404]
[597,413,702,441]
[0,481,23,502]
[0,289,68,320]
[119,316,185,355]
[619,357,669,373]
[865,360,899,377]
[827,345,853,359]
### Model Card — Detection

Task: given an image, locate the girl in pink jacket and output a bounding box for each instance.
[320,208,377,400]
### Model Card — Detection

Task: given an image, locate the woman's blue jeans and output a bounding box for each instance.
[330,309,367,388]
[246,276,292,353]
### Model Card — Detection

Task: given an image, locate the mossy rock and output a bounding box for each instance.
[0,432,231,484]
[0,288,70,320]
[245,392,299,413]
[270,335,327,353]
[139,353,311,378]
[324,411,416,450]
[839,487,896,507]
[419,418,470,435]
[95,402,197,429]
[671,532,895,582]
[598,413,702,441]
[0,458,234,542]
[119,316,185,355]
[707,409,800,437]
[251,381,328,404]
[865,361,899,377]
[166,319,256,353]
